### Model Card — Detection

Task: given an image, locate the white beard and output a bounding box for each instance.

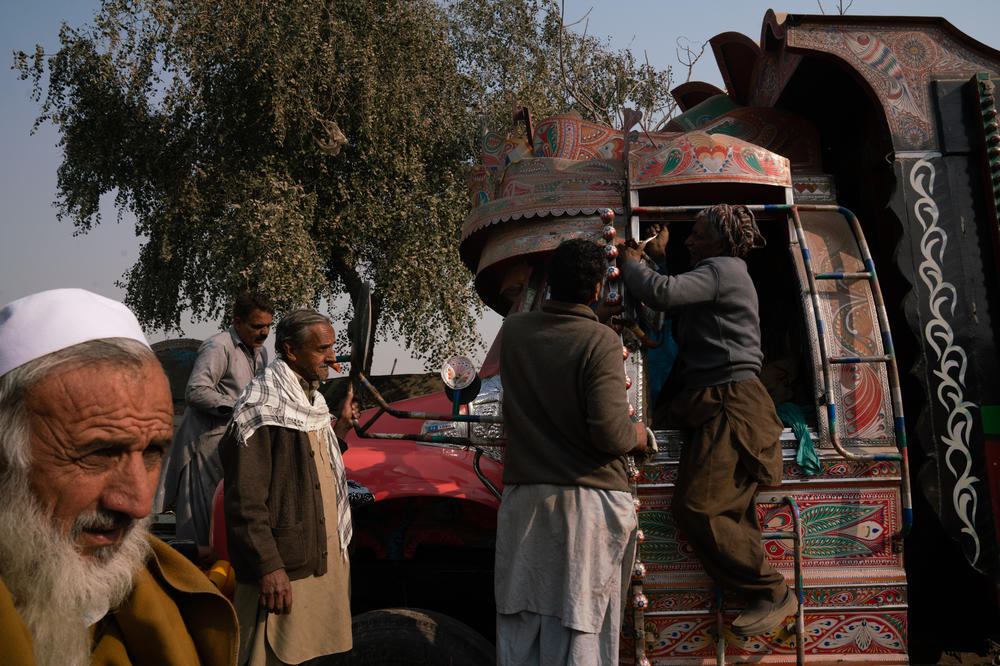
[0,466,151,666]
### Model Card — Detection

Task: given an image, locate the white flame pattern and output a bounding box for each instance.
[909,158,981,564]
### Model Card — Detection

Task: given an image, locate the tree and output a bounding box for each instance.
[15,0,678,370]
[448,0,681,138]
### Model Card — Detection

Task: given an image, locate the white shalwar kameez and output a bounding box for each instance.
[495,483,637,665]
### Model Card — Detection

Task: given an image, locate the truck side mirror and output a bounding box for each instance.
[441,355,482,406]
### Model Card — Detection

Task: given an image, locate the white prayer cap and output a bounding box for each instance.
[0,288,150,377]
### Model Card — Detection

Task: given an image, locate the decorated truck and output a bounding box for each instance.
[159,9,1000,666]
[334,10,1000,665]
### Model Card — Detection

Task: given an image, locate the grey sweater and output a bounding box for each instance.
[621,256,763,388]
[500,301,637,492]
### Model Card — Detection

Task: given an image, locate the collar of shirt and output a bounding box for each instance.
[227,325,249,352]
[541,299,599,321]
[228,325,265,367]
[290,367,320,402]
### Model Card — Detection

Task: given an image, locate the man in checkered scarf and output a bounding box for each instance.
[220,308,359,665]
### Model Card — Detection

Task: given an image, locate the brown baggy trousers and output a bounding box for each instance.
[669,378,787,603]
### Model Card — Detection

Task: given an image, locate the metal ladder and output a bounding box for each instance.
[783,203,912,534]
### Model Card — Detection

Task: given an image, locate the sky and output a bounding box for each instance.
[2,0,997,374]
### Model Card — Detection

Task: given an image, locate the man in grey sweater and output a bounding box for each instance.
[155,291,273,557]
[497,238,648,665]
[619,204,796,636]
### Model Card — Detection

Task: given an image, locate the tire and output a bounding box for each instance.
[319,607,495,665]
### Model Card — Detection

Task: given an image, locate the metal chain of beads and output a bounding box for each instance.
[601,208,650,666]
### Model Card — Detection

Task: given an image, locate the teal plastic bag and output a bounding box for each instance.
[776,402,820,476]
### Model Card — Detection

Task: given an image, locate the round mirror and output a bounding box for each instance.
[441,355,482,405]
[441,356,476,390]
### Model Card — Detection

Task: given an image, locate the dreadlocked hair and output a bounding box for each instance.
[699,204,766,258]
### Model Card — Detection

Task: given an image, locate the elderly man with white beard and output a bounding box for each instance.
[0,288,239,666]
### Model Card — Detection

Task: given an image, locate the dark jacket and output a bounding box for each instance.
[219,425,329,583]
[500,300,637,492]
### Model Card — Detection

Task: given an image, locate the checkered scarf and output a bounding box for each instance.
[231,357,352,558]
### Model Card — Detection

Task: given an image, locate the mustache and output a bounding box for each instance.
[71,509,134,537]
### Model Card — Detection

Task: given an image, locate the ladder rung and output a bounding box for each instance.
[814,272,872,280]
[645,609,716,618]
[828,355,893,364]
[761,531,798,540]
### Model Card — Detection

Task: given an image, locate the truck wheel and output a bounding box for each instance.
[320,607,495,665]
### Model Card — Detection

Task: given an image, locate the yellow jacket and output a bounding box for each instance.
[0,536,239,665]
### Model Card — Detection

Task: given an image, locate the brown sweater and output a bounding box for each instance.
[220,424,330,583]
[500,300,637,492]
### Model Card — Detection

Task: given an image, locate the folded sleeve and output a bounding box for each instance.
[185,339,236,413]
